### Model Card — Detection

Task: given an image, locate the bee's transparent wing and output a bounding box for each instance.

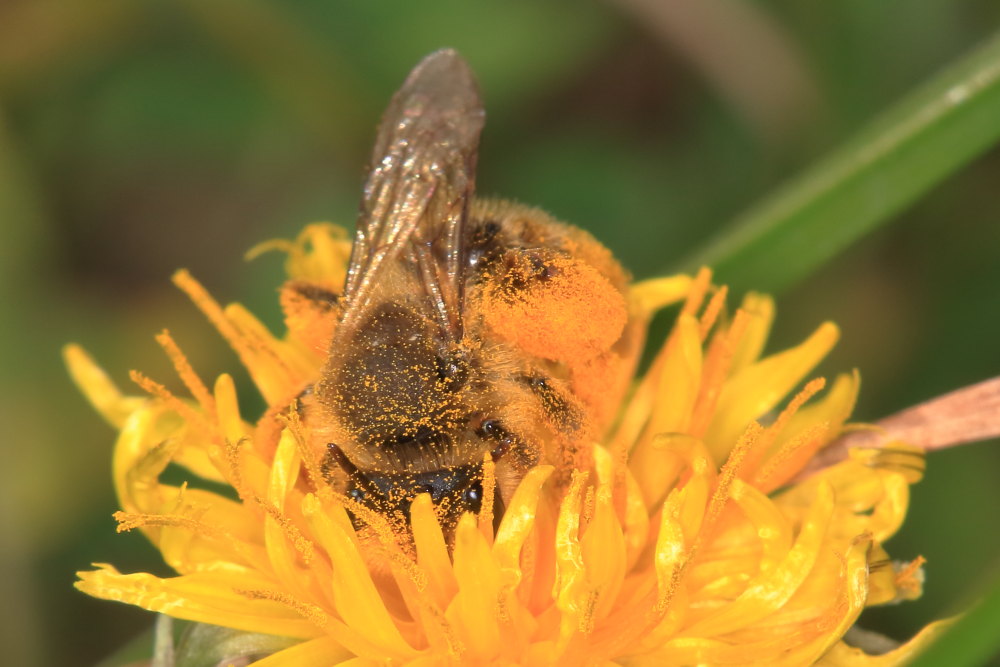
[341,49,485,340]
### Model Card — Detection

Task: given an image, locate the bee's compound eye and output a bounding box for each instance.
[348,487,366,502]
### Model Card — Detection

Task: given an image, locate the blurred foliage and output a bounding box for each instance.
[690,31,1000,293]
[1,1,999,665]
[910,575,1000,667]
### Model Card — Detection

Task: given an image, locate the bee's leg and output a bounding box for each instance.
[481,248,629,374]
[320,442,361,485]
[520,373,592,482]
[477,418,538,469]
[474,416,539,516]
[521,374,584,433]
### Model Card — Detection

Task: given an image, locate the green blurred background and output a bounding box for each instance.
[2,1,999,665]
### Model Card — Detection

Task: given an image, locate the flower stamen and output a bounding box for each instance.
[155,329,216,414]
[129,369,211,432]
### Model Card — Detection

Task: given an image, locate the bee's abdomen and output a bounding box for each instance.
[325,302,466,467]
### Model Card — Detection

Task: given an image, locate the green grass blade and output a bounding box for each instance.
[686,31,1000,293]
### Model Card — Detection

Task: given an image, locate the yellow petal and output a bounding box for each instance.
[684,480,835,638]
[705,321,839,461]
[629,274,693,315]
[639,635,799,665]
[223,302,313,404]
[113,405,184,514]
[151,487,266,574]
[262,430,316,603]
[170,430,227,484]
[581,484,627,624]
[214,373,251,447]
[780,453,916,544]
[764,534,872,665]
[552,471,589,642]
[621,467,651,570]
[63,344,146,428]
[775,370,860,453]
[299,494,417,659]
[651,488,689,636]
[648,313,703,436]
[248,636,352,667]
[816,618,954,666]
[729,292,775,374]
[284,223,352,283]
[448,513,503,660]
[76,564,325,639]
[493,466,554,589]
[676,455,712,542]
[729,479,793,572]
[592,444,650,570]
[627,308,702,502]
[410,492,458,609]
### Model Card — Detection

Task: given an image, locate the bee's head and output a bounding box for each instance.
[324,444,488,534]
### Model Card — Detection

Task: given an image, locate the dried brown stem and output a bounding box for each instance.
[799,376,1000,478]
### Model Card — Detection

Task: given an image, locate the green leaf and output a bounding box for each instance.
[173,622,300,667]
[908,575,1000,667]
[686,31,1000,293]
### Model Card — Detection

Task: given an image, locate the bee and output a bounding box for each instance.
[288,49,644,536]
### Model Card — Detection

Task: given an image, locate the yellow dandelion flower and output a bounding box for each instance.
[69,221,950,666]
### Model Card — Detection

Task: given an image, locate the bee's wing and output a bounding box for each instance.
[341,49,485,340]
